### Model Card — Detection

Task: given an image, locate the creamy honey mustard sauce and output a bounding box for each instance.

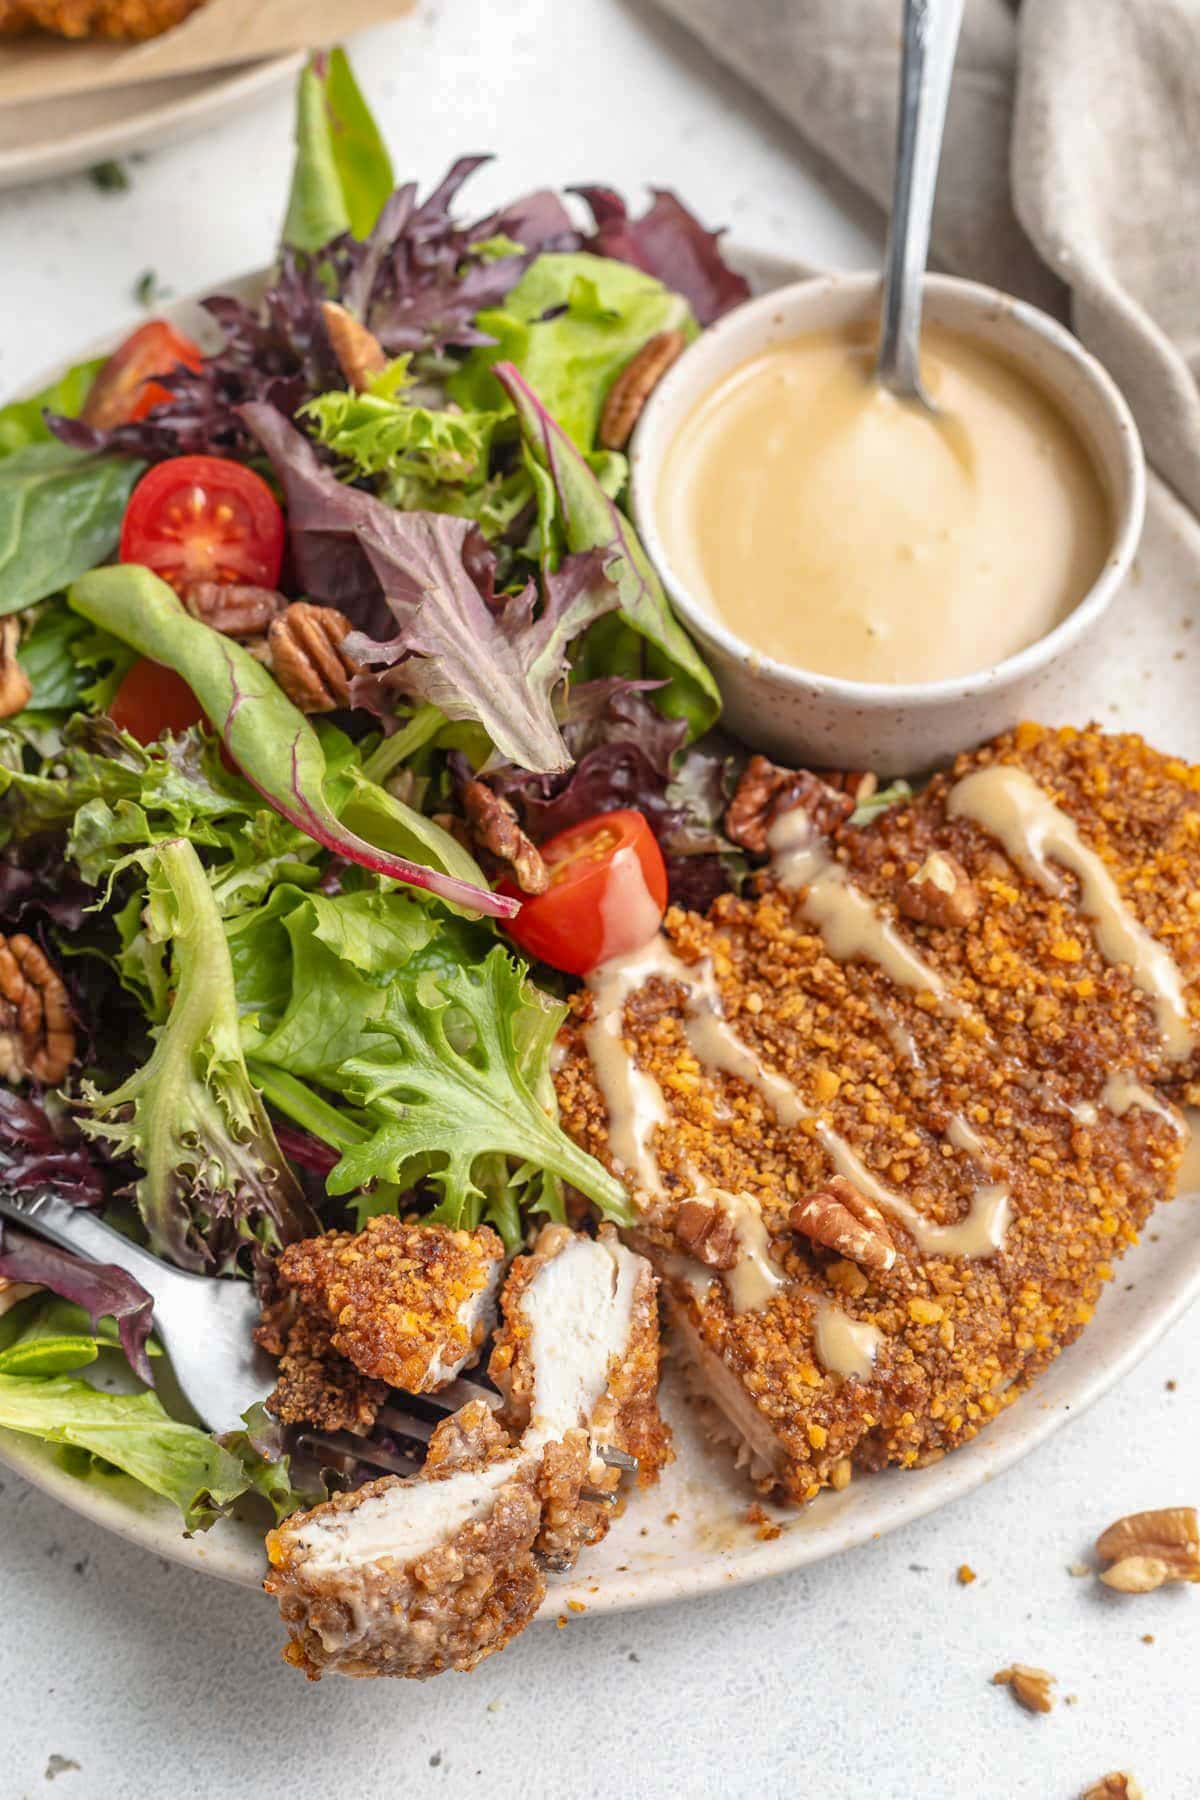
[657,324,1111,684]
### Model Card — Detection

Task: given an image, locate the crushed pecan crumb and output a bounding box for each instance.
[724,755,853,855]
[180,580,283,638]
[0,618,30,721]
[268,603,361,713]
[788,1175,896,1272]
[992,1663,1056,1714]
[0,933,75,1084]
[1096,1506,1200,1592]
[321,300,389,392]
[898,851,980,927]
[820,768,877,808]
[674,1195,738,1270]
[597,329,686,451]
[1080,1777,1145,1800]
[460,781,548,895]
[956,1562,976,1585]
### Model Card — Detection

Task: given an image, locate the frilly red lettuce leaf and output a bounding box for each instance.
[49,160,578,468]
[0,1222,153,1384]
[243,403,618,774]
[0,1090,107,1209]
[572,185,749,326]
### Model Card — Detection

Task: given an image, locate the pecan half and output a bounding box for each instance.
[459,780,548,895]
[180,581,283,639]
[725,755,854,856]
[1080,1777,1145,1800]
[819,769,877,809]
[1095,1506,1200,1592]
[0,933,75,1085]
[898,851,979,927]
[268,603,361,713]
[992,1664,1056,1714]
[674,1196,738,1270]
[0,617,30,721]
[789,1175,896,1273]
[321,301,389,393]
[598,329,687,451]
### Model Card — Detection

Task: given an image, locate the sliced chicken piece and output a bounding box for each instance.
[256,1218,504,1433]
[265,1226,666,1680]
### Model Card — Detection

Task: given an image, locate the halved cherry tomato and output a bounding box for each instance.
[83,320,202,429]
[119,455,286,591]
[108,657,205,745]
[499,809,668,975]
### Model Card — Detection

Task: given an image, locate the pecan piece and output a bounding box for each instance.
[789,1175,896,1273]
[268,603,361,713]
[725,755,853,856]
[321,301,389,393]
[819,769,877,809]
[459,780,548,895]
[1080,1778,1145,1800]
[992,1664,1056,1714]
[0,933,75,1085]
[598,329,686,451]
[1095,1506,1200,1592]
[180,581,283,639]
[898,851,979,927]
[0,617,30,721]
[674,1196,738,1270]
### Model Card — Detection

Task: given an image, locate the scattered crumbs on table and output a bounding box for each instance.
[44,1757,80,1781]
[567,1600,586,1614]
[1068,1561,1093,1577]
[957,1563,977,1585]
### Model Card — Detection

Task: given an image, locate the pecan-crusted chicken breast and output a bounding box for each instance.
[265,1227,667,1679]
[554,725,1200,1504]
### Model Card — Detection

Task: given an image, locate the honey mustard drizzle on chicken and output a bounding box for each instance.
[583,922,1012,1331]
[947,764,1193,1059]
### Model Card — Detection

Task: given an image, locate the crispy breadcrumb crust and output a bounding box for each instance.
[266,1233,668,1679]
[554,726,1196,1504]
[257,1218,503,1427]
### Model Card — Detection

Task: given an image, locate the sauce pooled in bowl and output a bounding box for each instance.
[656,323,1112,686]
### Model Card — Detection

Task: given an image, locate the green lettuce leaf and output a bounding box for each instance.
[301,356,505,498]
[78,838,318,1273]
[282,48,394,252]
[329,944,634,1232]
[0,355,105,458]
[69,564,508,918]
[450,253,695,451]
[0,444,143,616]
[495,360,720,738]
[0,1372,308,1530]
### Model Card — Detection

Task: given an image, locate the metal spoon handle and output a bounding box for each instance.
[876,0,964,398]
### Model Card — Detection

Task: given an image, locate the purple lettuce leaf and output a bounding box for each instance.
[51,161,580,468]
[483,683,745,908]
[243,403,618,774]
[0,1221,154,1384]
[572,185,750,326]
[0,1090,107,1208]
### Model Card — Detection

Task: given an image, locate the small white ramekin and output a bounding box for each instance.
[629,271,1146,776]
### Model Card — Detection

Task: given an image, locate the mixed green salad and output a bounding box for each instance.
[0,50,759,1529]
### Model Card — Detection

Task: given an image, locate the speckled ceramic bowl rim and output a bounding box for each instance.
[629,270,1147,710]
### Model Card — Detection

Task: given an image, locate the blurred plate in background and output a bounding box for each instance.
[0,51,302,191]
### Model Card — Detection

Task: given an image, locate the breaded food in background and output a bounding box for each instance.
[0,0,204,39]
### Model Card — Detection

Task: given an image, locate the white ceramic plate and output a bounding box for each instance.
[0,54,302,191]
[2,253,1199,1619]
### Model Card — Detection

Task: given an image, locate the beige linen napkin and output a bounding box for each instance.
[646,0,1200,750]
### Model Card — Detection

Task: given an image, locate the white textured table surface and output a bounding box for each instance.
[1,6,1198,1798]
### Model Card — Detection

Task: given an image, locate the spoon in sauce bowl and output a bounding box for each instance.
[875,0,965,413]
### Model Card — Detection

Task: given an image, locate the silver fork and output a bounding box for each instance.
[0,1186,493,1454]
